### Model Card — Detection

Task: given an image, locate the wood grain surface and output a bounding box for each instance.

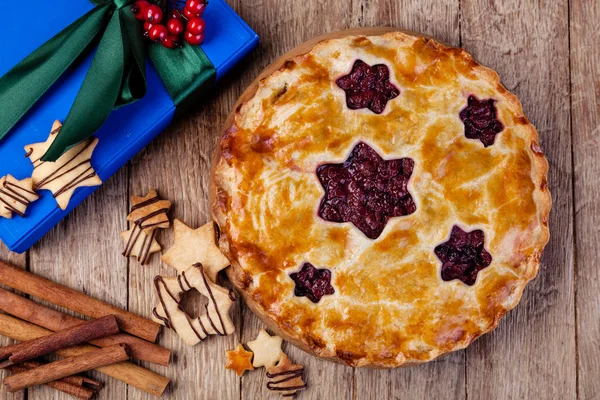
[461,0,577,399]
[0,0,596,399]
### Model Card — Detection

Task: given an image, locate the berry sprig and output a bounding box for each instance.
[131,0,208,48]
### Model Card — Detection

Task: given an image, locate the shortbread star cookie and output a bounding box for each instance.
[161,219,230,281]
[266,354,307,397]
[0,175,39,219]
[225,344,255,376]
[127,189,171,233]
[25,120,102,210]
[247,329,284,368]
[152,263,235,346]
[121,224,161,265]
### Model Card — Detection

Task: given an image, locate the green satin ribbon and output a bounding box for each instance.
[0,0,216,161]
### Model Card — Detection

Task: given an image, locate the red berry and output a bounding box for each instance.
[149,24,168,42]
[162,35,182,49]
[167,18,184,35]
[184,31,204,45]
[182,7,198,19]
[145,4,163,22]
[196,3,207,15]
[186,0,207,15]
[142,22,153,38]
[131,0,150,20]
[186,17,205,35]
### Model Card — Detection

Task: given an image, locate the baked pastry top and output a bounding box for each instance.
[211,31,551,367]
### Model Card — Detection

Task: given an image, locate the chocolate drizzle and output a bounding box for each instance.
[122,224,156,265]
[135,207,170,229]
[266,368,307,396]
[130,195,161,212]
[127,193,169,230]
[0,180,39,217]
[200,266,227,336]
[29,138,99,199]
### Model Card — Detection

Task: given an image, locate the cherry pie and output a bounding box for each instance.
[211,31,551,367]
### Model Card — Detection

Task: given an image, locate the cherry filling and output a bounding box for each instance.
[336,60,400,114]
[459,95,504,147]
[317,142,416,239]
[434,225,492,286]
[290,263,335,303]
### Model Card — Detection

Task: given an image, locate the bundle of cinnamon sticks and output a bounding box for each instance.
[0,260,172,398]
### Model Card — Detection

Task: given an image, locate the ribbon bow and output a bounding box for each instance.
[0,0,215,161]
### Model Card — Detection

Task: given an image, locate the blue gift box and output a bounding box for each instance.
[0,0,258,253]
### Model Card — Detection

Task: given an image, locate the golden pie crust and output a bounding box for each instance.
[211,30,551,368]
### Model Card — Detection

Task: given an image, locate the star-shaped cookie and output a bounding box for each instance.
[0,175,39,219]
[121,225,161,265]
[152,263,235,346]
[225,344,255,376]
[266,354,307,397]
[127,189,171,233]
[161,219,230,282]
[25,120,102,210]
[247,329,284,368]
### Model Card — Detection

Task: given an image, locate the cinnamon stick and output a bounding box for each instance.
[4,343,130,392]
[6,361,102,400]
[0,315,119,367]
[0,261,160,342]
[0,287,171,366]
[0,313,170,396]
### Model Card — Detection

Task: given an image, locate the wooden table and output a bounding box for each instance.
[1,0,597,399]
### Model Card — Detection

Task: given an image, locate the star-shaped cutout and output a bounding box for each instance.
[459,95,504,147]
[434,225,492,286]
[225,344,255,376]
[0,175,39,219]
[25,120,102,210]
[127,189,171,234]
[266,354,307,397]
[317,142,416,239]
[247,329,284,368]
[336,59,400,114]
[289,263,335,304]
[161,219,230,282]
[121,224,161,265]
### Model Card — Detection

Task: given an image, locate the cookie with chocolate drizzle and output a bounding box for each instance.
[120,224,161,265]
[127,189,172,234]
[152,263,235,346]
[122,189,171,265]
[0,175,39,219]
[25,120,102,210]
[266,354,307,398]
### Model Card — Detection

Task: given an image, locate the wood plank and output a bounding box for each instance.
[571,0,600,398]
[126,75,243,398]
[461,0,576,398]
[26,170,129,400]
[0,243,26,400]
[353,1,465,399]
